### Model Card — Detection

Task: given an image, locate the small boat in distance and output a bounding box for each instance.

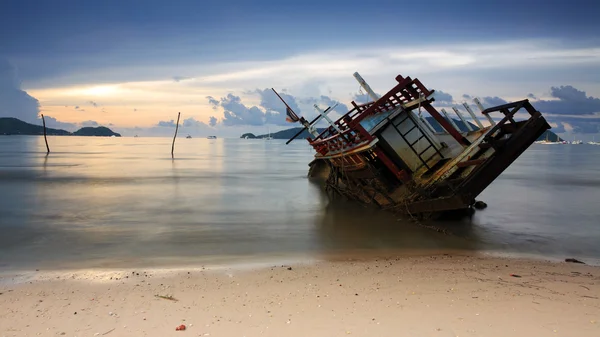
[264,127,273,140]
[207,135,217,139]
[186,135,192,139]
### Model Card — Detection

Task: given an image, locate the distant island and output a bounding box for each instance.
[0,117,121,137]
[241,128,326,140]
[241,117,562,142]
[73,126,121,137]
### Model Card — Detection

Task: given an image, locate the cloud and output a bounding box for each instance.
[300,95,349,115]
[534,85,600,115]
[207,87,391,127]
[156,119,177,127]
[253,88,304,126]
[42,115,77,131]
[80,120,99,127]
[351,92,375,104]
[222,94,265,126]
[459,84,600,135]
[119,117,212,137]
[182,117,207,128]
[20,39,600,104]
[207,89,350,126]
[204,83,598,136]
[550,121,566,133]
[432,90,453,105]
[206,96,220,110]
[207,93,265,126]
[0,58,41,123]
[572,123,600,134]
[480,96,508,106]
[545,115,600,134]
[157,117,211,128]
[172,76,190,82]
[491,85,600,134]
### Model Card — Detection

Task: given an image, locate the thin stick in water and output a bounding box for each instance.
[41,114,50,153]
[171,112,181,157]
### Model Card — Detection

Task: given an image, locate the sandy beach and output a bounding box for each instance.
[1,254,599,337]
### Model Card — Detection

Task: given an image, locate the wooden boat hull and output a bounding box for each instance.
[284,72,551,219]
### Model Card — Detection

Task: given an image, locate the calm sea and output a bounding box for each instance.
[1,136,599,271]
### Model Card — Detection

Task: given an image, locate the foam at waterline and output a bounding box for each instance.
[0,254,321,286]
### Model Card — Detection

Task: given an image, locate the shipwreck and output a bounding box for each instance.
[273,72,551,219]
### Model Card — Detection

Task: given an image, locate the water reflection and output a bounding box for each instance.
[313,198,481,257]
[0,137,599,270]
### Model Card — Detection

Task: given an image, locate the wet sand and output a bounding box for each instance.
[1,254,599,337]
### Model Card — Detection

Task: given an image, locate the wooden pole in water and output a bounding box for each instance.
[171,112,181,157]
[41,114,50,153]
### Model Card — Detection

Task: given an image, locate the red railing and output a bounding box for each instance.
[306,73,471,184]
[309,75,436,155]
[308,73,473,157]
[310,101,374,142]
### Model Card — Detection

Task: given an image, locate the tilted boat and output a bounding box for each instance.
[273,72,551,218]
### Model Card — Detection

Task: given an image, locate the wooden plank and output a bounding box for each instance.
[456,158,487,168]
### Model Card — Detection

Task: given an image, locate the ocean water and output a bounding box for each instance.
[1,136,599,271]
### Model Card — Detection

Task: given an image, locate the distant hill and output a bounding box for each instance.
[0,117,71,135]
[74,126,121,137]
[244,116,561,142]
[536,130,563,142]
[242,127,327,140]
[0,117,121,137]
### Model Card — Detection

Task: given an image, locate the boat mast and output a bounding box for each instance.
[353,72,379,101]
[313,104,342,133]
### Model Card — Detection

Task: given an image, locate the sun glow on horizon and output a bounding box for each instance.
[17,39,600,137]
[77,85,120,97]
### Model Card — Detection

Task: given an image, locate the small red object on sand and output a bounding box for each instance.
[176,324,186,331]
[510,274,521,278]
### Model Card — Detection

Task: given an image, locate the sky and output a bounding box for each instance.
[1,0,600,139]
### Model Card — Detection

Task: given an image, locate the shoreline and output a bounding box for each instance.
[2,248,598,286]
[2,253,599,336]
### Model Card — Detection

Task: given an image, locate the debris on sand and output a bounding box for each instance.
[155,294,179,301]
[565,258,585,264]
